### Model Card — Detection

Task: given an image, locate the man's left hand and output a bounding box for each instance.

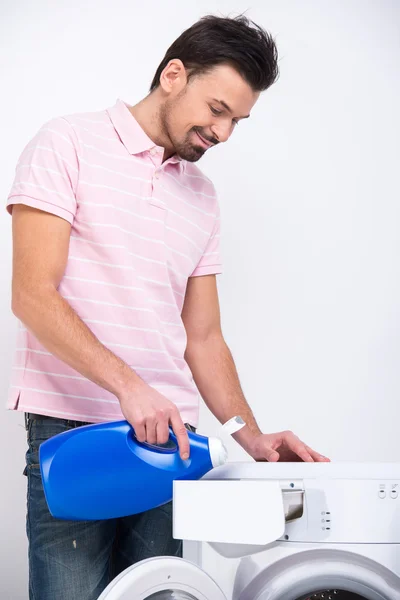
[247,430,330,462]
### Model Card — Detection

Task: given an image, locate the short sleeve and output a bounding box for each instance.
[6,117,79,224]
[190,203,222,278]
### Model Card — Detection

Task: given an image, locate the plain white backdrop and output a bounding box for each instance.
[1,1,399,598]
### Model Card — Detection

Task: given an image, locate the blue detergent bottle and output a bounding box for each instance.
[39,419,234,521]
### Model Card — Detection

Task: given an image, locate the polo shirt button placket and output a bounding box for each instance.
[150,147,162,182]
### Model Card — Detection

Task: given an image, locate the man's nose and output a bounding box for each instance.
[211,122,233,144]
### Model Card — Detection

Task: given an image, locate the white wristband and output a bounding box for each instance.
[220,415,246,436]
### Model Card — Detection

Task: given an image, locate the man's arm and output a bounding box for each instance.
[10,205,190,457]
[182,274,262,454]
[182,275,330,462]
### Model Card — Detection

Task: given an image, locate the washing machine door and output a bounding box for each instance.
[237,548,400,600]
[98,556,227,600]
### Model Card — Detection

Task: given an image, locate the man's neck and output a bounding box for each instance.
[128,93,175,161]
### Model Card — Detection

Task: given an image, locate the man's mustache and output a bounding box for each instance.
[192,127,219,146]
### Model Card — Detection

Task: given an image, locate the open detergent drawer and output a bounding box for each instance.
[173,478,304,553]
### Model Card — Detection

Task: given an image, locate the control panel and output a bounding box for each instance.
[378,482,399,500]
[281,478,400,543]
[320,510,332,532]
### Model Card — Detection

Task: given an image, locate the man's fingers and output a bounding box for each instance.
[170,412,190,460]
[266,449,280,462]
[145,417,157,445]
[133,417,146,443]
[296,446,314,462]
[285,431,314,462]
[306,445,331,462]
[156,420,170,445]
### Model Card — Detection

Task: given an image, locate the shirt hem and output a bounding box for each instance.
[7,403,198,429]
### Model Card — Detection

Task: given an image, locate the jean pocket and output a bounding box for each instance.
[26,418,73,469]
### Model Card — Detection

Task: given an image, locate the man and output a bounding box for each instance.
[7,14,329,600]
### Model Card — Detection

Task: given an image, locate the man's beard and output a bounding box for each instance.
[160,103,216,163]
[176,130,207,162]
[166,122,207,163]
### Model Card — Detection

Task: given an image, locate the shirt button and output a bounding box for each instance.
[154,171,159,179]
[150,148,156,156]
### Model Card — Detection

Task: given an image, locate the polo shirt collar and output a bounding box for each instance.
[107,99,181,165]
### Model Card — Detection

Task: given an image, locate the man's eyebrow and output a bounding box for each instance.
[211,98,250,119]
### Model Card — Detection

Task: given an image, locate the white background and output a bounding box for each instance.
[1,1,399,598]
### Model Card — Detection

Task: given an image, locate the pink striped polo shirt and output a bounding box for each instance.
[6,99,222,425]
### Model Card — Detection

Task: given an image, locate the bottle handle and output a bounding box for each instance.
[128,425,179,454]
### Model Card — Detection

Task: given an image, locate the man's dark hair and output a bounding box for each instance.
[150,14,279,93]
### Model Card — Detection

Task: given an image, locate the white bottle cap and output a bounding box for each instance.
[208,437,228,468]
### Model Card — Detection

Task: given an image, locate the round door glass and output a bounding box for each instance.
[146,593,199,600]
[297,591,366,599]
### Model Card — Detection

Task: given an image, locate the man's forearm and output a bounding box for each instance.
[12,285,142,400]
[185,335,262,452]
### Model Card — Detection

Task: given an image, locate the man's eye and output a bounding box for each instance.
[210,106,222,115]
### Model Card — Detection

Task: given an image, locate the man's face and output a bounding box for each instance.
[160,64,260,162]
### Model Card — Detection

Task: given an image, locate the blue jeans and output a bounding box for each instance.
[24,414,184,600]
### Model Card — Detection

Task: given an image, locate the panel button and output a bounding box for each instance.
[378,490,386,499]
[390,489,398,499]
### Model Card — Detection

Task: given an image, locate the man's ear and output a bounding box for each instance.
[159,59,187,94]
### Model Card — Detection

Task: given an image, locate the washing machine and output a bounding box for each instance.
[98,462,400,600]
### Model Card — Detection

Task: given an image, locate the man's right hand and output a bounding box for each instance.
[118,381,190,460]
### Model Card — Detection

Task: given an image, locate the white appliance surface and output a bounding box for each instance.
[99,462,400,600]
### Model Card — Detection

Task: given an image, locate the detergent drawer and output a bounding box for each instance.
[173,479,286,546]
